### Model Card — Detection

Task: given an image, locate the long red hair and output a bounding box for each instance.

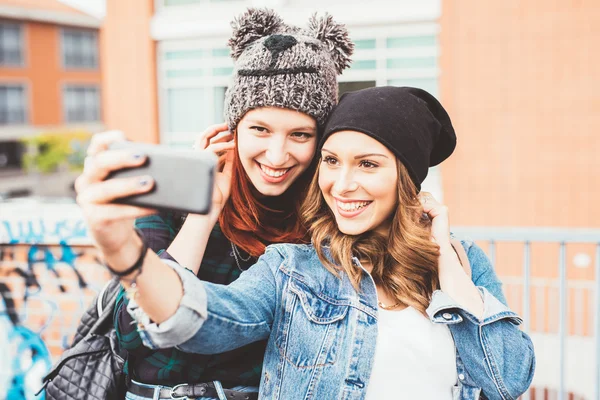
[218,136,315,257]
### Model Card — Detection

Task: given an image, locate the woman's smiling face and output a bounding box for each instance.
[318,130,399,235]
[236,107,318,197]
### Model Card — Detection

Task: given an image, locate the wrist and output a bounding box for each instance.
[437,241,455,255]
[184,211,220,228]
[103,231,144,274]
[438,242,462,269]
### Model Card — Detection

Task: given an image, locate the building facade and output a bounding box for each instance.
[0,0,102,196]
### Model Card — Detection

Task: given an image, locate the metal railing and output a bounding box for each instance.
[2,225,599,399]
[451,227,600,400]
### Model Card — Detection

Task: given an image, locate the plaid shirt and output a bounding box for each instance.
[114,211,265,387]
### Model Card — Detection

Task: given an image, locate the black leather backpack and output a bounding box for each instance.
[39,278,127,400]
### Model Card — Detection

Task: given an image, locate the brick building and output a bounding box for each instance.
[0,0,102,196]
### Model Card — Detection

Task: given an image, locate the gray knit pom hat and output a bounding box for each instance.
[224,8,354,130]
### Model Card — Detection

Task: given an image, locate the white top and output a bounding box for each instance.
[364,306,457,400]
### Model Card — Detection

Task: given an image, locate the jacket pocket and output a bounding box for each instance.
[276,278,349,369]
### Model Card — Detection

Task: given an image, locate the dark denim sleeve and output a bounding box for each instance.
[427,242,535,400]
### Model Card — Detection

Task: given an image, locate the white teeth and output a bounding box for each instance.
[260,164,290,178]
[336,200,371,211]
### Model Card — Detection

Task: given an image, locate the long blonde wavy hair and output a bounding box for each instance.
[301,160,440,314]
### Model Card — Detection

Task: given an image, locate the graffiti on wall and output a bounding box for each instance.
[1,219,88,245]
[0,201,109,400]
[0,201,91,245]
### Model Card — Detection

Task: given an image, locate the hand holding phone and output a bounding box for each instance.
[106,142,217,215]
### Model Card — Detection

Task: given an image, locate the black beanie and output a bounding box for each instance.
[319,86,456,191]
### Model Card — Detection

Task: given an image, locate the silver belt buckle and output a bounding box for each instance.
[169,383,190,400]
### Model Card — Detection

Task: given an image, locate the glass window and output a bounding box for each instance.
[161,41,235,144]
[354,39,376,50]
[0,22,23,66]
[0,85,26,125]
[166,69,204,78]
[63,85,101,123]
[386,36,437,48]
[211,48,230,57]
[386,57,437,69]
[165,49,205,60]
[214,86,226,123]
[62,28,98,69]
[167,88,207,133]
[350,60,377,70]
[212,67,233,76]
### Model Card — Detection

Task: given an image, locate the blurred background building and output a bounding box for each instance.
[0,0,598,399]
[0,0,103,197]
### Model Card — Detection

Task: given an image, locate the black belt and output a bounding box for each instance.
[127,380,258,400]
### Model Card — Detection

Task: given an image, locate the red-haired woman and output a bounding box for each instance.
[75,9,353,400]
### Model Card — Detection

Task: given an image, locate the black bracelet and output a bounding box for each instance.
[104,228,148,277]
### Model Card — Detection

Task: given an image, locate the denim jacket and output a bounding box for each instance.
[126,240,535,400]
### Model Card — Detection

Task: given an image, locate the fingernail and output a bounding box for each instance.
[132,152,145,161]
[139,177,151,186]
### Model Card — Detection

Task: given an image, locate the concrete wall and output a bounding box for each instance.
[100,0,159,143]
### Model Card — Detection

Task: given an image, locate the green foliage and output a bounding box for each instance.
[20,131,92,174]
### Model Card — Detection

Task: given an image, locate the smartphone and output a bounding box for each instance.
[106,141,217,215]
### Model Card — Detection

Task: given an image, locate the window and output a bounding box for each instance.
[167,88,206,133]
[165,86,227,133]
[0,85,26,125]
[343,28,439,97]
[0,22,23,66]
[213,86,227,122]
[61,28,98,69]
[384,33,439,97]
[158,25,441,149]
[163,0,238,5]
[63,85,100,123]
[159,42,232,146]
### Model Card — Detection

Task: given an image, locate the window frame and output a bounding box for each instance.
[158,38,232,146]
[62,84,101,123]
[0,21,24,67]
[0,82,29,126]
[60,27,99,70]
